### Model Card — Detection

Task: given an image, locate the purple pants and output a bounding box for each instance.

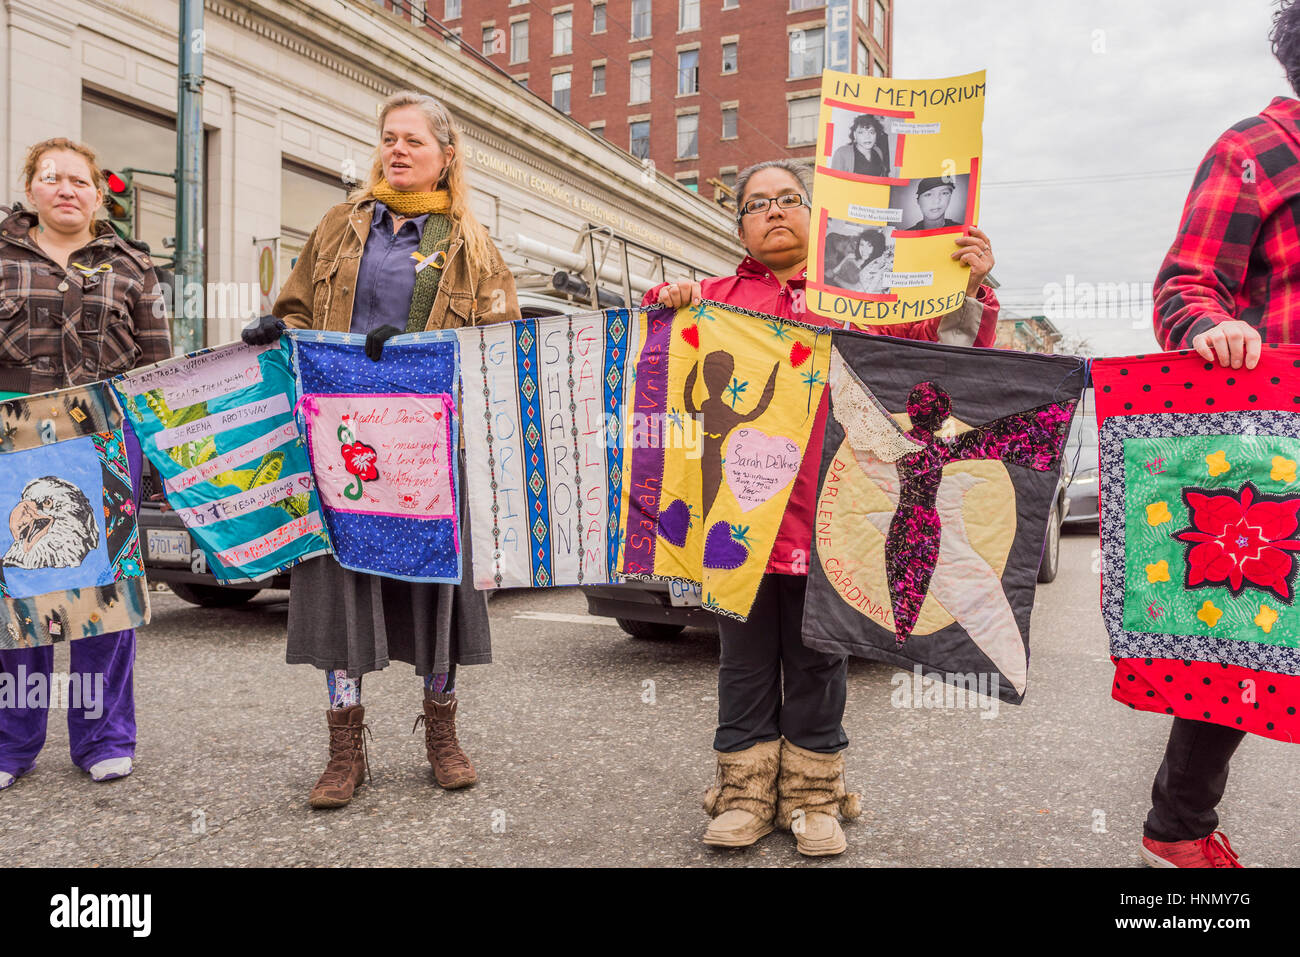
[0,421,142,779]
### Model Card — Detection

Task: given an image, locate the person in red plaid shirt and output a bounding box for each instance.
[1141,5,1300,868]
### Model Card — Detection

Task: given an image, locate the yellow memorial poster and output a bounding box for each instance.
[806,69,986,327]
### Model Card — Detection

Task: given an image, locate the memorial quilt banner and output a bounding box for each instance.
[290,330,461,583]
[459,308,640,589]
[112,340,328,582]
[801,334,1082,704]
[1094,346,1300,743]
[619,302,830,620]
[0,382,149,648]
[806,69,985,328]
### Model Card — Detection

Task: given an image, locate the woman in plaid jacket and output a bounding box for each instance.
[0,137,169,792]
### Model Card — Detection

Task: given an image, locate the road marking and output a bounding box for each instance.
[510,611,621,627]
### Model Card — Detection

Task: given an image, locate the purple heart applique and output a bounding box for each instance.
[703,521,749,570]
[657,498,690,548]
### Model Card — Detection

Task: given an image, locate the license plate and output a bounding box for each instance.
[146,529,192,563]
[668,579,702,607]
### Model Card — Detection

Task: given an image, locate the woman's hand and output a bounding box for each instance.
[364,324,404,361]
[1191,319,1262,370]
[241,314,286,347]
[953,226,994,295]
[655,281,703,309]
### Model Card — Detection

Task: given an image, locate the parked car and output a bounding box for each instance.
[1062,387,1099,528]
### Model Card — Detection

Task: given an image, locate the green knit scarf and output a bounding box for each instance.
[406,212,453,333]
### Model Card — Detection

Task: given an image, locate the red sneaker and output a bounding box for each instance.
[1141,830,1243,868]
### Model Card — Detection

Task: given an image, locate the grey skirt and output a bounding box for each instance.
[285,478,492,677]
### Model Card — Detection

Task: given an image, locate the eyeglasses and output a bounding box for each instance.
[738,192,810,217]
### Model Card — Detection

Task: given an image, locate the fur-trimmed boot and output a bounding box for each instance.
[701,739,781,847]
[776,739,862,857]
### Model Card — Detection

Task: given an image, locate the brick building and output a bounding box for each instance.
[409,0,893,206]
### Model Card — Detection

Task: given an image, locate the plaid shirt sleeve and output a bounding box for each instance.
[1153,129,1264,349]
[131,266,171,368]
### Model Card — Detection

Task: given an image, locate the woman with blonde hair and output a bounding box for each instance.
[0,137,169,791]
[244,91,519,808]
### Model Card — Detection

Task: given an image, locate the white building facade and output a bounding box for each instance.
[1,0,742,344]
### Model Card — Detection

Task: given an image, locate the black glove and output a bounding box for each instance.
[364,324,403,361]
[241,314,286,346]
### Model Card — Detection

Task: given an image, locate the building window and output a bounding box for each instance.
[789,26,825,77]
[630,120,651,159]
[721,40,737,73]
[677,175,699,192]
[720,168,737,188]
[787,97,818,145]
[873,0,887,45]
[280,162,349,285]
[592,63,606,94]
[677,50,699,94]
[857,37,868,75]
[482,26,497,56]
[631,0,652,39]
[790,0,825,9]
[444,0,461,19]
[722,0,738,8]
[721,105,738,139]
[510,19,529,62]
[553,11,572,54]
[858,0,867,20]
[593,3,606,33]
[679,0,700,31]
[874,58,885,77]
[552,71,571,113]
[630,58,651,102]
[590,121,606,138]
[676,113,699,158]
[518,74,529,89]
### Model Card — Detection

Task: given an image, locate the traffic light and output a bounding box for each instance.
[103,169,135,240]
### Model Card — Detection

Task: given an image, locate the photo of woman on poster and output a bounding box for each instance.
[830,113,892,178]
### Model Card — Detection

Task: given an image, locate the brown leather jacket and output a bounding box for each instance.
[273,199,520,332]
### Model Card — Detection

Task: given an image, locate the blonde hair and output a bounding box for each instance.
[349,91,493,279]
[21,137,104,194]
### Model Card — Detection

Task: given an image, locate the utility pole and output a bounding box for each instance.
[175,0,205,354]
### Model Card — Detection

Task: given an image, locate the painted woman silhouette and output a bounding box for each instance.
[686,349,780,517]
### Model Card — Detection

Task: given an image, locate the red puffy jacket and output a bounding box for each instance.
[642,255,1000,574]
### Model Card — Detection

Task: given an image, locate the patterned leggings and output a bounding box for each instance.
[326,668,457,709]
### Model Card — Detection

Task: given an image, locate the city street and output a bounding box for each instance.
[1,531,1295,868]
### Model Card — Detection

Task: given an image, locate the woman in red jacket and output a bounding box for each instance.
[643,159,998,856]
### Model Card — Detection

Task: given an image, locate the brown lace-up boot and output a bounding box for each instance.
[413,693,478,789]
[308,705,371,809]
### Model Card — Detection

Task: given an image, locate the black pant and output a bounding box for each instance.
[1144,717,1247,842]
[714,574,849,754]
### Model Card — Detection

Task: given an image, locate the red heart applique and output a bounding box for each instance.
[789,342,812,368]
[434,411,443,420]
[681,325,700,349]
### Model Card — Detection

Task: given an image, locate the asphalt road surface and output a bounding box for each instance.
[2,532,1295,867]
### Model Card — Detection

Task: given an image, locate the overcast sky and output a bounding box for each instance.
[893,0,1287,355]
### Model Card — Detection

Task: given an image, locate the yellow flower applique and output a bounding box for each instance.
[1271,456,1297,484]
[1205,450,1231,477]
[1145,560,1170,583]
[1255,605,1279,634]
[1197,600,1223,628]
[1146,501,1173,526]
